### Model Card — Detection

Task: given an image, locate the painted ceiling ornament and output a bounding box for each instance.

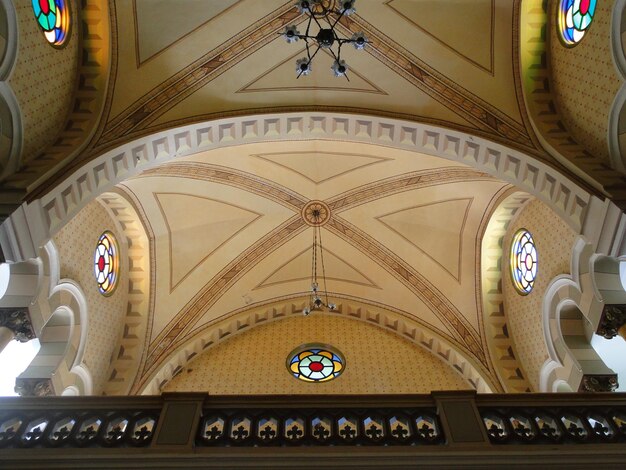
[281,0,368,79]
[558,0,596,46]
[510,229,538,295]
[31,0,70,47]
[94,231,119,296]
[287,344,344,382]
[301,201,336,315]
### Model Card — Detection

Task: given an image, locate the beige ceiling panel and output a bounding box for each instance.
[384,0,493,73]
[109,0,285,119]
[118,176,297,340]
[338,179,509,332]
[154,192,262,290]
[377,198,472,281]
[134,0,241,64]
[355,0,523,123]
[200,229,451,337]
[151,35,477,129]
[179,141,463,203]
[252,150,390,186]
[255,246,380,290]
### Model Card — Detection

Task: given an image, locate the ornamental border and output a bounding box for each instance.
[0,112,593,254]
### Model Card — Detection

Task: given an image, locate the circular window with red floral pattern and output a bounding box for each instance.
[31,0,70,47]
[287,345,344,382]
[94,231,119,296]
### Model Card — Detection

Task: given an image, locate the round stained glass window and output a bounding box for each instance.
[510,229,538,295]
[94,231,119,296]
[287,345,344,382]
[558,0,596,46]
[32,0,70,47]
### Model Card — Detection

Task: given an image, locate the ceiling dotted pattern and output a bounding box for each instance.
[162,314,471,394]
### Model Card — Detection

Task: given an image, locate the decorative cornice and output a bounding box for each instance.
[22,113,592,246]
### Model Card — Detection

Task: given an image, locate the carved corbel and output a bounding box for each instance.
[0,307,35,342]
[596,305,626,340]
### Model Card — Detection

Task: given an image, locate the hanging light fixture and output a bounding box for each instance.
[302,202,336,316]
[281,0,368,79]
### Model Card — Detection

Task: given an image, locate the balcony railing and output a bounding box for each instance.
[1,392,626,467]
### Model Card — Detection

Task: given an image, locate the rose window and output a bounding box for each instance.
[558,0,596,46]
[288,345,344,382]
[510,229,538,295]
[94,231,119,296]
[31,0,70,47]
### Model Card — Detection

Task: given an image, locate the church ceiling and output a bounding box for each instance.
[116,140,512,388]
[91,0,539,158]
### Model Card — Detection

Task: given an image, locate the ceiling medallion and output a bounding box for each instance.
[281,0,368,79]
[301,201,336,316]
[302,200,331,226]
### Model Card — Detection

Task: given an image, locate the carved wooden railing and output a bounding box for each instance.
[1,392,626,467]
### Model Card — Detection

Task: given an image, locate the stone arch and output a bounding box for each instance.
[17,240,93,396]
[133,295,499,396]
[540,239,620,392]
[3,112,619,266]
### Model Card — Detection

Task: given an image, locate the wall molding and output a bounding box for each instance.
[0,112,606,267]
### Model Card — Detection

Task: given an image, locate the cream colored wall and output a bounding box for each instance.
[163,314,471,394]
[53,199,128,395]
[550,0,622,164]
[503,199,577,391]
[8,0,78,161]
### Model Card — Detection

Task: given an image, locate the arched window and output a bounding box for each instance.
[287,344,344,382]
[558,0,596,46]
[31,0,70,47]
[94,231,119,296]
[510,229,538,295]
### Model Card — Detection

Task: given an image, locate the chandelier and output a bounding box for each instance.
[302,202,336,316]
[281,0,368,79]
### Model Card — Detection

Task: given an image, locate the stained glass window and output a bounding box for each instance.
[510,229,538,295]
[287,345,344,382]
[558,0,596,46]
[94,232,119,296]
[31,0,70,47]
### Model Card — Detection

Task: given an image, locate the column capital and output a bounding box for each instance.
[0,307,36,342]
[578,374,619,392]
[14,378,54,397]
[596,304,626,339]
